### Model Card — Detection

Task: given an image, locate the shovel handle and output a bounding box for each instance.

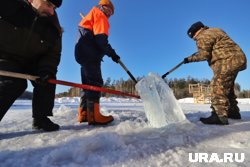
[0,70,38,81]
[0,70,140,98]
[118,60,137,83]
[162,61,185,79]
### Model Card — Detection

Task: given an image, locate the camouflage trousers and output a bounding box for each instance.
[210,71,239,117]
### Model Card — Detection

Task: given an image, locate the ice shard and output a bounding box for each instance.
[135,73,186,128]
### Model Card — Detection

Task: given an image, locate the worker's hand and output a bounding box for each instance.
[35,72,53,86]
[183,57,189,64]
[111,54,120,63]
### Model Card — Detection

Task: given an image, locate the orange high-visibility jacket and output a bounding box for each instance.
[75,6,117,64]
[79,6,110,36]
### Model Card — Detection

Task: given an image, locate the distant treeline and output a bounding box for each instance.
[18,91,33,99]
[21,76,250,99]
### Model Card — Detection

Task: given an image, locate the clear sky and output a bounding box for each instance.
[39,0,249,93]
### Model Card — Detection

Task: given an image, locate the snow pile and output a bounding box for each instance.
[136,73,187,128]
[55,97,80,107]
[178,98,194,103]
[237,98,250,104]
[14,97,249,106]
[1,97,250,167]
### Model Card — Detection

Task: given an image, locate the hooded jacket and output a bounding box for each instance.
[0,0,62,75]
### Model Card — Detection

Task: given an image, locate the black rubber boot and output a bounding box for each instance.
[228,112,241,119]
[33,117,60,131]
[228,106,241,119]
[200,112,229,125]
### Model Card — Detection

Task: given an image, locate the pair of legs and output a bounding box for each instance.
[211,71,239,116]
[74,31,113,125]
[200,71,240,125]
[0,60,59,131]
[77,61,113,125]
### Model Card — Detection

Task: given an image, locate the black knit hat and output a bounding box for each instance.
[48,0,62,8]
[187,21,205,38]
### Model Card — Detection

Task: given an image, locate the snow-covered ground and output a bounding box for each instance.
[1,97,250,167]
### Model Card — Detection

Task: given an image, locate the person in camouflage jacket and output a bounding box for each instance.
[0,0,63,131]
[184,21,247,125]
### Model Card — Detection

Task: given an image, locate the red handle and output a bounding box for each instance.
[48,79,140,99]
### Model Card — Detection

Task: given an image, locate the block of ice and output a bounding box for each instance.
[135,73,186,128]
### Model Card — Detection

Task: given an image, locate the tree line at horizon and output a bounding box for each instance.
[55,76,250,99]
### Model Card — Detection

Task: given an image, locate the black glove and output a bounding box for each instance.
[35,73,53,86]
[110,54,120,63]
[183,57,189,64]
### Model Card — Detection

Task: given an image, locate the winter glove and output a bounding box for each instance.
[35,72,53,86]
[110,54,120,63]
[183,57,189,64]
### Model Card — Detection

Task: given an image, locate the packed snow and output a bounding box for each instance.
[1,97,250,167]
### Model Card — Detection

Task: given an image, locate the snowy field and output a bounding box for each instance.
[1,97,250,167]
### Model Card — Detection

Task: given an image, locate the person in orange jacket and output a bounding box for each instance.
[75,0,120,125]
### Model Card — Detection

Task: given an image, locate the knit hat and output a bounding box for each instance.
[99,0,114,14]
[48,0,62,8]
[187,21,205,38]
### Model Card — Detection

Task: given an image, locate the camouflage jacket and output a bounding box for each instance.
[187,28,247,73]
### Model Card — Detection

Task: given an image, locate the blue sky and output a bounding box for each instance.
[42,0,249,93]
